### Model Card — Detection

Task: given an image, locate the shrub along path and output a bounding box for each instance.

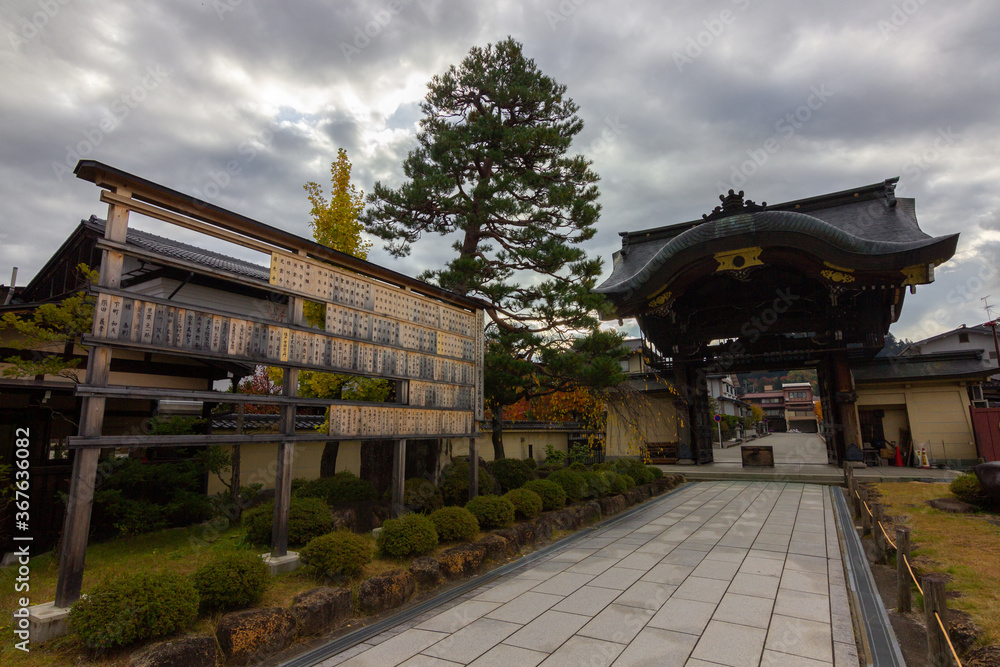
[312,481,858,667]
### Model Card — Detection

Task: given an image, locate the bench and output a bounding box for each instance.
[741,445,774,467]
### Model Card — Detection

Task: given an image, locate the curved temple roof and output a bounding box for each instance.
[596,178,958,317]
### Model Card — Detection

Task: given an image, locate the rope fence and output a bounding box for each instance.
[844,465,962,666]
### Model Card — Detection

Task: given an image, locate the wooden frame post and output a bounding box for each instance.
[391,439,406,518]
[54,188,130,608]
[468,437,479,502]
[272,291,302,557]
[896,527,911,613]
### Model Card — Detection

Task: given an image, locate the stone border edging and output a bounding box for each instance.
[831,485,906,666]
[275,479,693,667]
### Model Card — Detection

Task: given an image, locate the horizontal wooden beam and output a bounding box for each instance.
[76,160,483,311]
[74,384,474,411]
[66,430,478,449]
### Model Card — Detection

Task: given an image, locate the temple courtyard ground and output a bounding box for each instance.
[315,480,860,667]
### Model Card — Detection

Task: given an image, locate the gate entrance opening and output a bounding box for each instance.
[596,179,958,465]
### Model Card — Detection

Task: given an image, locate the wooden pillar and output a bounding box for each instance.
[897,527,911,613]
[922,573,950,667]
[391,439,406,518]
[832,353,861,464]
[672,359,694,461]
[272,291,302,557]
[468,437,479,501]
[55,187,130,608]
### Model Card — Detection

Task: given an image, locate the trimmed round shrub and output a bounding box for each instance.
[620,474,637,489]
[293,471,377,505]
[582,470,610,498]
[377,513,439,558]
[430,506,479,542]
[951,473,988,506]
[243,497,331,547]
[569,462,587,472]
[503,488,543,520]
[70,571,198,649]
[523,457,538,471]
[611,458,647,483]
[465,494,515,529]
[637,466,657,484]
[523,479,566,510]
[647,466,664,480]
[439,458,497,506]
[546,469,588,501]
[403,477,444,513]
[603,471,629,495]
[192,552,270,612]
[301,531,373,577]
[488,458,537,493]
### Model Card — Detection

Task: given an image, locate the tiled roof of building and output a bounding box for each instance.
[84,216,269,281]
[852,351,997,383]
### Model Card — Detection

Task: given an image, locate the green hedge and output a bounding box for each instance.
[951,473,988,506]
[377,513,439,558]
[70,572,198,649]
[301,531,373,577]
[439,458,497,505]
[523,479,567,510]
[465,495,515,529]
[292,471,377,505]
[581,470,610,498]
[430,506,479,542]
[503,488,543,520]
[243,497,331,547]
[487,458,537,493]
[546,469,588,501]
[192,552,270,612]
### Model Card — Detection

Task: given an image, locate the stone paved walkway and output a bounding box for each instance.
[318,481,860,667]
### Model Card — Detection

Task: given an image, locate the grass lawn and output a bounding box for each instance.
[874,481,1000,646]
[0,521,447,666]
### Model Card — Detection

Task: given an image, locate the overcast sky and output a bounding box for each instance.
[1,0,998,344]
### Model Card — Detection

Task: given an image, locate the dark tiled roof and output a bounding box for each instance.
[852,351,998,383]
[596,179,958,300]
[84,216,269,282]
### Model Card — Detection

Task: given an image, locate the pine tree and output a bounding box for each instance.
[362,37,625,457]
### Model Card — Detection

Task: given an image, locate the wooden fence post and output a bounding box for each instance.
[873,503,886,563]
[897,527,911,613]
[861,489,872,537]
[922,573,950,667]
[852,476,862,519]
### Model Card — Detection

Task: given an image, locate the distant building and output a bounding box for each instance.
[782,382,818,433]
[743,385,786,431]
[707,374,750,419]
[901,324,1000,381]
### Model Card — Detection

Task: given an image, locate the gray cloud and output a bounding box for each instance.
[1,0,997,347]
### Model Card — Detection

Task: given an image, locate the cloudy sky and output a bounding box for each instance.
[1,0,998,344]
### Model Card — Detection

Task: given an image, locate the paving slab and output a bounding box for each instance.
[314,480,880,667]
